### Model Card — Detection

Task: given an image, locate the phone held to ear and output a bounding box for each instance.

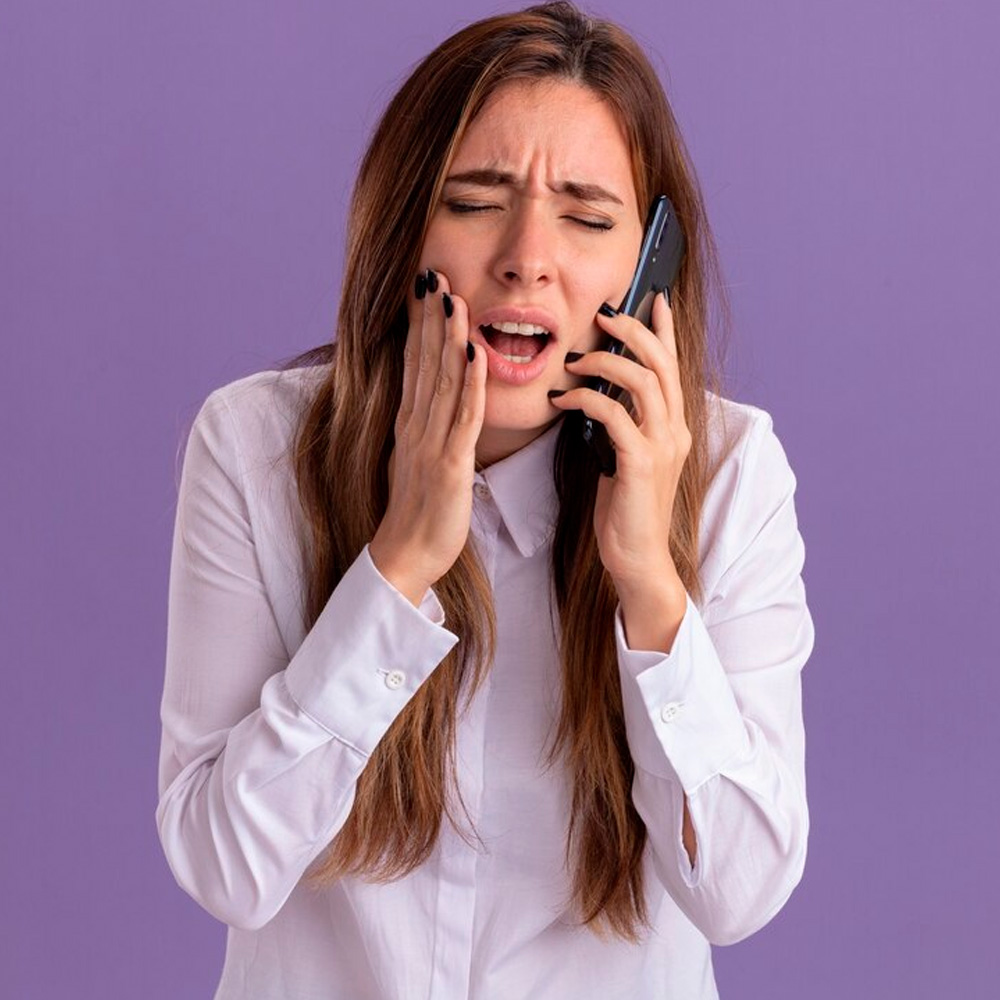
[581,195,685,477]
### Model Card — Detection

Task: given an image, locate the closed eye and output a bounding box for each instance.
[444,200,613,231]
[445,201,498,214]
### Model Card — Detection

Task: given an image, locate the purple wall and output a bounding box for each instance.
[3,1,997,995]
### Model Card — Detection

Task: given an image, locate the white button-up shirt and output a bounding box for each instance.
[157,365,814,999]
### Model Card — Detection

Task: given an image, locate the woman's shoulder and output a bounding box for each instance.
[208,362,331,426]
[178,364,332,507]
[703,390,778,480]
[180,364,333,549]
[698,391,801,580]
[194,363,332,457]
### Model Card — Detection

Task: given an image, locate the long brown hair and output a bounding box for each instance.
[285,1,734,941]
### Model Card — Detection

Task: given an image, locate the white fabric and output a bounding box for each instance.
[156,364,814,999]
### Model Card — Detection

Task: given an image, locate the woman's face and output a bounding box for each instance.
[418,79,645,467]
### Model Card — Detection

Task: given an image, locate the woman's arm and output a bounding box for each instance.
[615,408,814,945]
[616,584,697,867]
[155,385,458,931]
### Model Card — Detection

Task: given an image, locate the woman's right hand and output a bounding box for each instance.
[368,269,487,606]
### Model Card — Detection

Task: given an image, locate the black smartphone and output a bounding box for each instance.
[582,195,685,477]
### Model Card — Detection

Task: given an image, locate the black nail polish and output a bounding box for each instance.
[425,269,439,293]
[564,351,584,363]
[415,273,427,300]
[442,293,454,318]
[547,389,566,398]
[466,341,475,363]
[663,287,672,306]
[598,302,618,318]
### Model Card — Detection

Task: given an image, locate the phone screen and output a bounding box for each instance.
[581,195,685,477]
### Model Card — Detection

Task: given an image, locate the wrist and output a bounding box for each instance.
[368,540,432,608]
[616,574,688,654]
[613,562,685,609]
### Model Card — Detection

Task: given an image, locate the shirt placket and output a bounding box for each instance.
[426,474,500,1000]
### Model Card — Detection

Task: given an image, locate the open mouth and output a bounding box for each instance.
[478,322,552,364]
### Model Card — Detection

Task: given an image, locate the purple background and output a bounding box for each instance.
[3,1,997,996]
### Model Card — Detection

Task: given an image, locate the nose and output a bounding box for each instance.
[490,203,554,288]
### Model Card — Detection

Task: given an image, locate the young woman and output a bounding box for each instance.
[157,3,815,997]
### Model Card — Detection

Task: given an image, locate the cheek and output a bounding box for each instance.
[561,309,605,360]
[577,232,639,291]
[420,224,486,289]
[566,249,635,329]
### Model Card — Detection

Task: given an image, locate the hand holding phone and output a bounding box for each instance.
[582,195,685,477]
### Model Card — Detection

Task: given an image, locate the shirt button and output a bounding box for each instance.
[660,701,684,723]
[385,670,405,690]
[474,483,490,500]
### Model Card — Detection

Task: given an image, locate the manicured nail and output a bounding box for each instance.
[415,272,427,300]
[466,341,475,362]
[442,293,454,318]
[663,287,672,306]
[425,268,439,293]
[598,302,618,317]
[564,351,584,364]
[547,389,566,398]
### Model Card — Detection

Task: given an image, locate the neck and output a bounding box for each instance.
[474,416,562,469]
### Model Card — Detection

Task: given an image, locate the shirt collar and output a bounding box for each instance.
[476,418,563,557]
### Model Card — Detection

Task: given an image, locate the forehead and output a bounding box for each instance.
[451,79,637,203]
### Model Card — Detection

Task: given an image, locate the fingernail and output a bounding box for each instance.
[415,272,427,300]
[547,389,566,398]
[663,287,672,306]
[442,293,454,318]
[564,351,584,364]
[598,302,618,318]
[466,341,474,362]
[425,268,439,293]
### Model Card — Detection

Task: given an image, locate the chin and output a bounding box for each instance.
[482,393,556,434]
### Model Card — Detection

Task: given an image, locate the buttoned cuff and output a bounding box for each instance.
[284,545,459,755]
[616,598,750,792]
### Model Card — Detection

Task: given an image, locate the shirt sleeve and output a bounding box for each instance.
[155,388,459,931]
[615,408,814,946]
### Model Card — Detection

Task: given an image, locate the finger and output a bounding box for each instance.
[563,350,668,432]
[445,332,487,460]
[424,282,474,450]
[649,290,686,430]
[410,269,448,434]
[595,305,674,372]
[549,387,645,462]
[398,271,429,434]
[650,288,678,360]
[595,303,682,426]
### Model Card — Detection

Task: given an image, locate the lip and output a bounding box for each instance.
[477,334,561,385]
[472,305,562,386]
[474,305,560,341]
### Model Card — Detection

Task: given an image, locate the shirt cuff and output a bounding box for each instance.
[616,598,750,792]
[284,544,459,755]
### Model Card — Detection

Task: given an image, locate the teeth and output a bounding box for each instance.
[500,354,534,364]
[494,321,550,336]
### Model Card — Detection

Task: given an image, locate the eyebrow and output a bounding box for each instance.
[443,168,625,207]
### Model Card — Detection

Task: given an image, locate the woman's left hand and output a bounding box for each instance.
[548,292,691,596]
